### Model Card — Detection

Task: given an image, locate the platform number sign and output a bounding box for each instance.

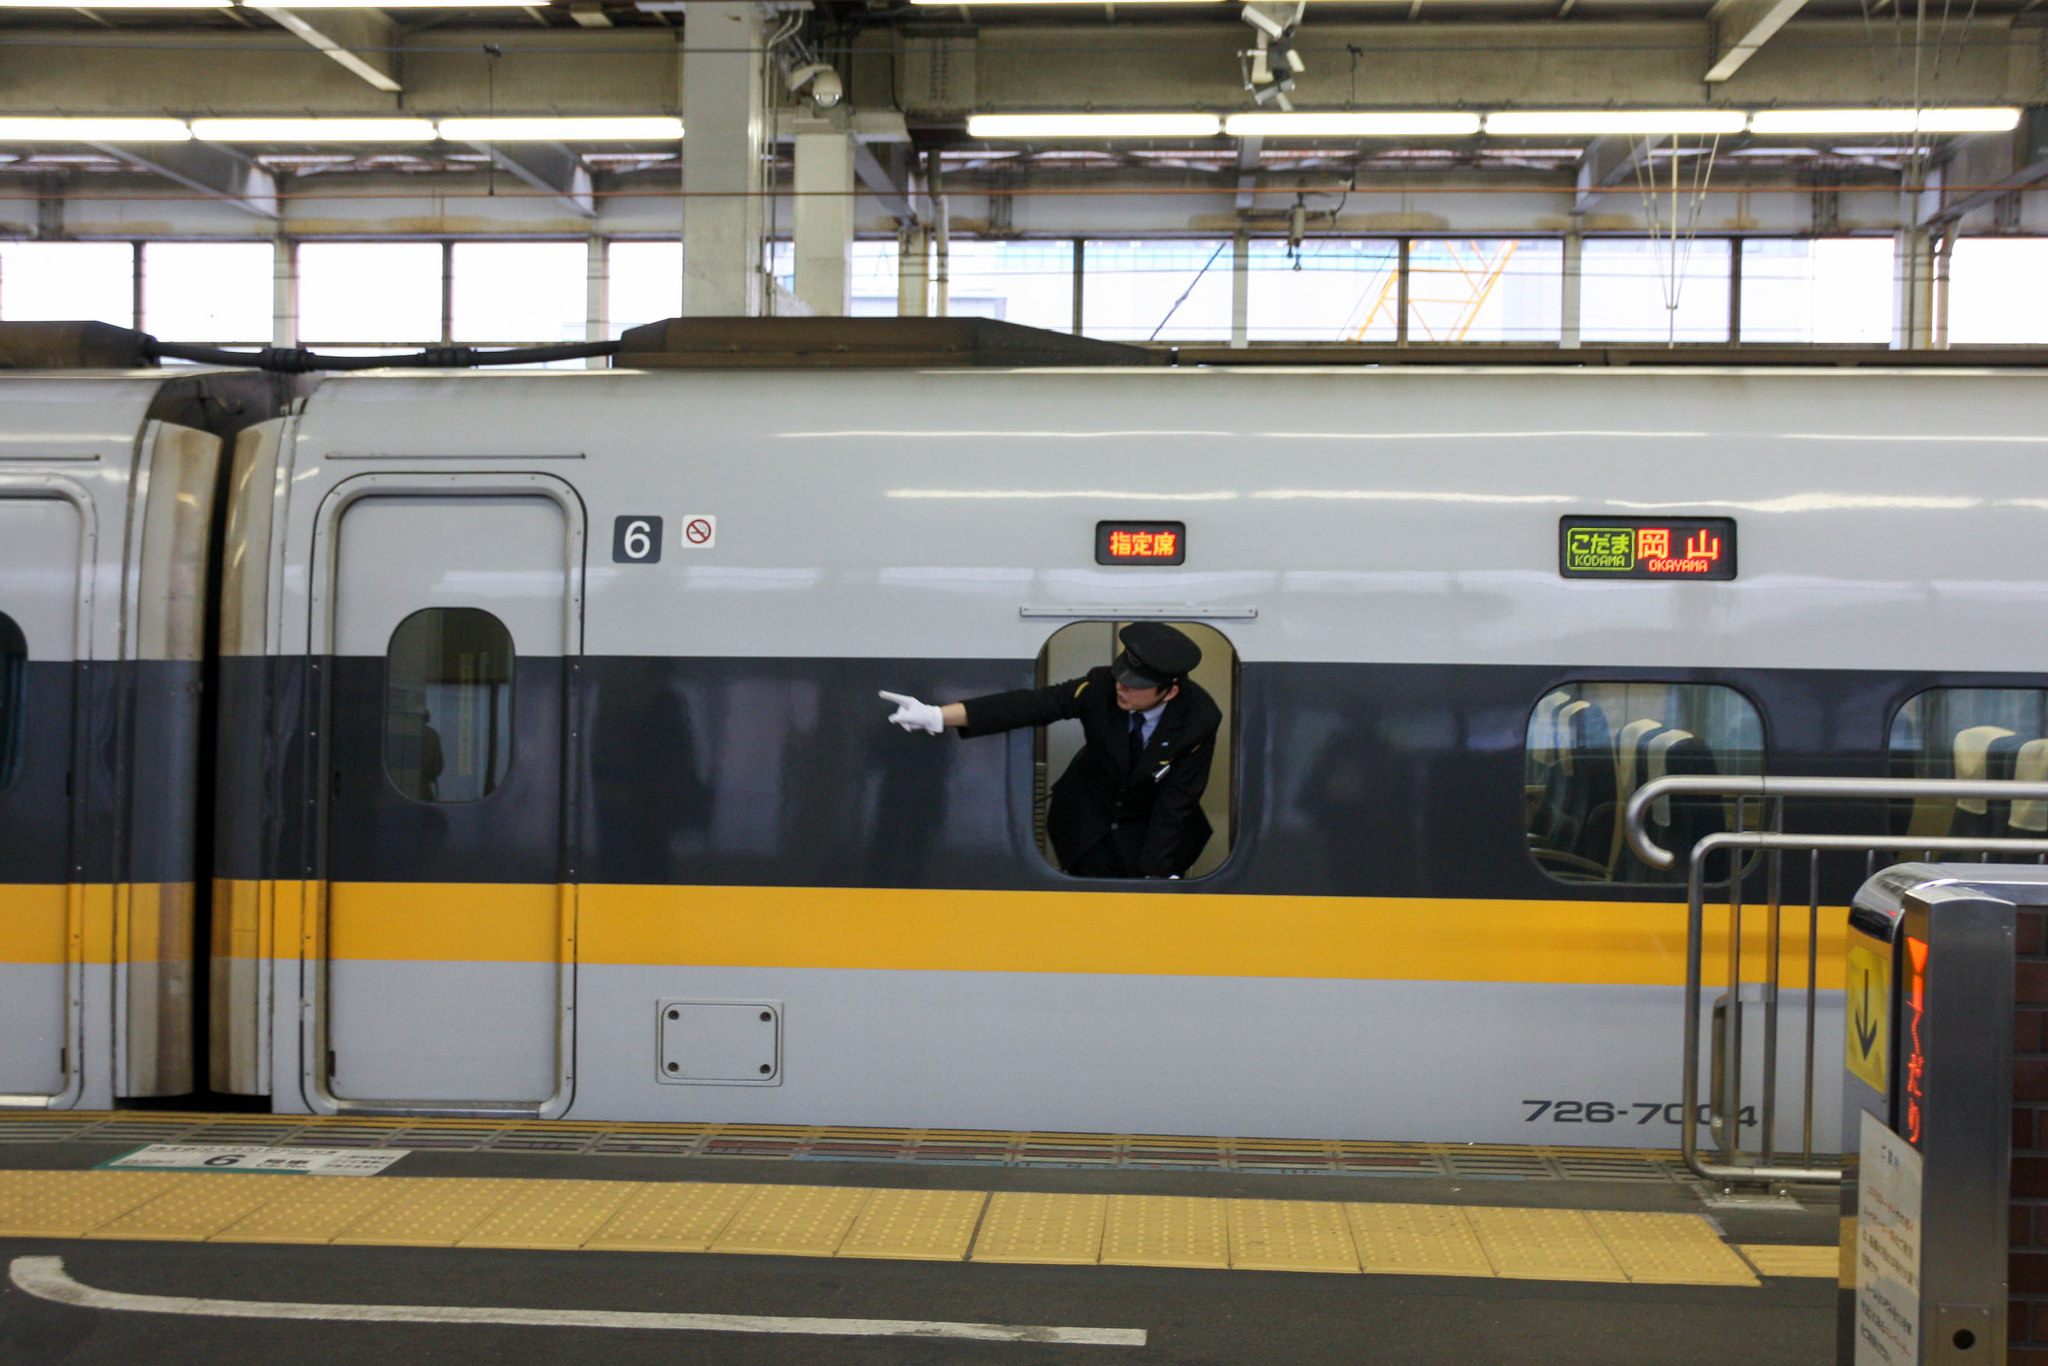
[613,516,664,564]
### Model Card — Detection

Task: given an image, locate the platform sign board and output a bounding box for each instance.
[102,1144,406,1177]
[1855,1111,1924,1366]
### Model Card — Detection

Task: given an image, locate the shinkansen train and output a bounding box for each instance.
[2,319,2044,1147]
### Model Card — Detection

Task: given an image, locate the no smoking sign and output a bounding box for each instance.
[682,515,717,550]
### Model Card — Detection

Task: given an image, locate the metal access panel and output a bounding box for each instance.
[657,1000,781,1085]
[1838,863,2028,1366]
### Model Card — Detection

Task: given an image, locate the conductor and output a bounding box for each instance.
[880,622,1221,879]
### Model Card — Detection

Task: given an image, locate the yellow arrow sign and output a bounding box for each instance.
[1845,943,1889,1093]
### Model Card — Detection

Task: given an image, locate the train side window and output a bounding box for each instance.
[0,612,22,792]
[1888,688,2048,843]
[383,607,514,804]
[1526,682,1764,885]
[1033,621,1236,879]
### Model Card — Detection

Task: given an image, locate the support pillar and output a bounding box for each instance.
[271,234,297,348]
[1230,231,1250,349]
[682,1,766,317]
[585,233,608,366]
[1895,227,1936,350]
[1071,238,1085,335]
[792,122,854,317]
[1560,226,1583,349]
[897,224,929,317]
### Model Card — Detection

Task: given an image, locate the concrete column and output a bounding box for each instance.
[1229,231,1250,349]
[130,241,145,333]
[897,224,928,317]
[439,240,455,345]
[928,149,949,318]
[1395,238,1411,345]
[585,233,609,366]
[1932,228,1955,350]
[792,123,853,316]
[1071,238,1085,335]
[682,1,766,317]
[1895,227,1936,349]
[271,234,297,348]
[1560,226,1583,349]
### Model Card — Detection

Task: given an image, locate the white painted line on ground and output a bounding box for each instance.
[7,1257,1147,1347]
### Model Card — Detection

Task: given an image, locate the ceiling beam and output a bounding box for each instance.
[1573,134,1654,214]
[1704,0,1810,83]
[250,6,401,94]
[1234,135,1264,213]
[853,141,916,228]
[465,140,596,218]
[1921,157,2048,226]
[87,139,279,219]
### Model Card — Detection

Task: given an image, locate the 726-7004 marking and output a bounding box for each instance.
[1522,1100,1757,1127]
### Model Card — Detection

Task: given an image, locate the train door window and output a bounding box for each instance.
[1888,688,2048,843]
[383,607,514,803]
[1034,621,1236,879]
[0,612,21,792]
[1525,682,1764,885]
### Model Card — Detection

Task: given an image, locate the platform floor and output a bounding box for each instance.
[0,1113,1842,1364]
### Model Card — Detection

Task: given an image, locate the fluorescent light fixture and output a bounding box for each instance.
[1224,111,1480,137]
[193,117,438,142]
[0,117,191,142]
[1749,107,2021,135]
[438,116,683,141]
[967,113,1223,139]
[1484,109,1748,136]
[1,0,226,6]
[247,0,533,7]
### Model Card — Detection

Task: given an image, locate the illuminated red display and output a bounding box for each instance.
[1560,517,1737,581]
[1096,521,1186,566]
[1903,935,1928,1147]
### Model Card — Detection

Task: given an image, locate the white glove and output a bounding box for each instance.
[880,690,944,735]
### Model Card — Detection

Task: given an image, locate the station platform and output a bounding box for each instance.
[0,1112,1842,1364]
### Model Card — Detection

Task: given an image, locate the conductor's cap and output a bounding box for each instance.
[1113,622,1201,689]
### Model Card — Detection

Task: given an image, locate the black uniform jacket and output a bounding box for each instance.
[958,667,1221,877]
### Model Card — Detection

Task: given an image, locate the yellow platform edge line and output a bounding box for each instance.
[4,1168,1773,1287]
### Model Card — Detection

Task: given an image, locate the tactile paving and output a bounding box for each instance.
[708,1183,871,1257]
[1100,1194,1230,1270]
[211,1174,411,1244]
[1466,1206,1628,1283]
[330,1177,526,1247]
[584,1181,756,1252]
[1227,1198,1360,1274]
[88,1174,284,1241]
[1585,1210,1759,1287]
[0,1171,181,1238]
[1346,1203,1494,1278]
[457,1179,636,1251]
[837,1187,987,1261]
[971,1192,1106,1265]
[1739,1243,1841,1279]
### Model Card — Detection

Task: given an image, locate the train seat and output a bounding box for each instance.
[1952,724,2020,841]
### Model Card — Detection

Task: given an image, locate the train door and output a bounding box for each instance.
[312,478,581,1115]
[0,490,87,1103]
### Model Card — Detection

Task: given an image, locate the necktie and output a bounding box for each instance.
[1128,712,1146,769]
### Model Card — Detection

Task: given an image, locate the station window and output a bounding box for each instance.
[0,612,22,792]
[1526,682,1764,885]
[1888,689,2048,843]
[383,608,513,804]
[1032,621,1236,878]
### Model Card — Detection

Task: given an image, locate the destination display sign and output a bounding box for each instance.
[1096,521,1186,566]
[1559,517,1736,581]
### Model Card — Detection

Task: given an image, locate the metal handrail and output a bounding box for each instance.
[1622,775,2048,1188]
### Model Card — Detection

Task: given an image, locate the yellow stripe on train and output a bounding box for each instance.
[0,883,194,966]
[173,879,1849,988]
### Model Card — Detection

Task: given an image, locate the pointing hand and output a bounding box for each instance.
[879,690,944,735]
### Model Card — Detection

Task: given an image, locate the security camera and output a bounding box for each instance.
[787,62,843,111]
